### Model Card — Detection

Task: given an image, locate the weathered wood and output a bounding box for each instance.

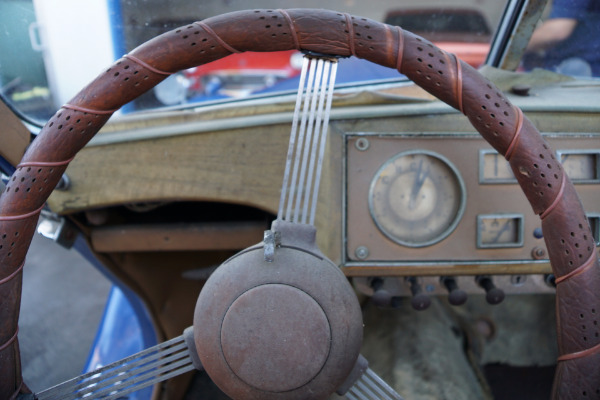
[91,221,267,252]
[48,125,289,214]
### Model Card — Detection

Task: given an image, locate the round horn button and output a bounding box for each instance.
[220,284,331,393]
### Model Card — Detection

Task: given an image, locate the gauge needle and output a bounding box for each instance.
[409,159,429,210]
[491,220,512,243]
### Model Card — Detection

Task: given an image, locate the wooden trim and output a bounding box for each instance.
[91,221,266,252]
[342,262,552,277]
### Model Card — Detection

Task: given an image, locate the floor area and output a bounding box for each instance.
[19,233,111,393]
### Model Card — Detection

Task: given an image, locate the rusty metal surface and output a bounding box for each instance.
[193,223,362,399]
[491,0,548,71]
[220,284,331,392]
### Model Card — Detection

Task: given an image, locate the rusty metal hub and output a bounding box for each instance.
[193,221,363,400]
[221,284,331,392]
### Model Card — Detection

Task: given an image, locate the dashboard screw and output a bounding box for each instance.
[532,246,546,259]
[355,246,369,260]
[355,138,370,151]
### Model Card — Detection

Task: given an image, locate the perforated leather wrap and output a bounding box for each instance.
[0,9,598,399]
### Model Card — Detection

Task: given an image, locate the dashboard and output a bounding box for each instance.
[340,108,600,302]
[45,78,600,307]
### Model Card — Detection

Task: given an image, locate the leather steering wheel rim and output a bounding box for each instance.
[1,8,599,399]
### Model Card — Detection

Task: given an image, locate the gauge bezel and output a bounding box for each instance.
[476,213,524,249]
[587,213,600,245]
[478,148,517,184]
[556,149,600,184]
[368,149,467,248]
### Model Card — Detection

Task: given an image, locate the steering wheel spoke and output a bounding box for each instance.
[337,355,404,400]
[35,332,199,400]
[278,55,338,225]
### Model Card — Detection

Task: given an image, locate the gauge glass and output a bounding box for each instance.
[369,150,466,247]
[477,214,524,248]
[587,214,600,245]
[558,151,600,183]
[480,150,515,183]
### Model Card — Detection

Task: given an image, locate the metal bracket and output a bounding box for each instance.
[37,210,78,249]
[183,326,204,371]
[263,229,281,262]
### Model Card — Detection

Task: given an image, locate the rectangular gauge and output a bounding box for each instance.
[479,149,517,184]
[477,214,524,249]
[557,150,600,183]
[588,214,600,245]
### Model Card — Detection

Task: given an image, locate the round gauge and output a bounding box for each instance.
[369,150,466,247]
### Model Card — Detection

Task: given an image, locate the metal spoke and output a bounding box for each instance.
[278,56,311,221]
[295,58,325,222]
[36,334,195,400]
[309,60,338,225]
[345,368,404,400]
[277,55,338,225]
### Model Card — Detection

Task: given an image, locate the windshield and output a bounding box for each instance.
[1,0,509,123]
[522,0,600,78]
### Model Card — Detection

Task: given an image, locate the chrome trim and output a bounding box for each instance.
[344,259,548,268]
[556,149,600,184]
[476,213,525,249]
[479,148,517,184]
[486,0,524,67]
[487,0,549,70]
[587,213,600,245]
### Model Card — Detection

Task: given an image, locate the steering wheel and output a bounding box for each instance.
[1,8,599,399]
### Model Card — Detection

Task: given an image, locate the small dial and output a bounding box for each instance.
[480,150,516,183]
[477,214,524,248]
[369,150,466,247]
[558,151,600,183]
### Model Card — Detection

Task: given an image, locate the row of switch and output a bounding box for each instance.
[370,276,508,311]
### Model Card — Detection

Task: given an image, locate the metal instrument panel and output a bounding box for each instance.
[344,133,600,276]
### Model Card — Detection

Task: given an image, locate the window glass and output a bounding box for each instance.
[0,0,508,123]
[522,0,600,78]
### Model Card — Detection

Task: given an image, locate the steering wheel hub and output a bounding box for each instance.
[221,283,331,392]
[193,221,362,399]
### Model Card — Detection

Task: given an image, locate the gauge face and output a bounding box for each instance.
[558,151,600,183]
[369,150,466,247]
[480,150,515,183]
[477,214,524,248]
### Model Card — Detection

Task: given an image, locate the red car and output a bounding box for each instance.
[184,50,303,97]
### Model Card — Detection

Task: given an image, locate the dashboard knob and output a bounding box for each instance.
[370,278,392,307]
[407,277,431,311]
[476,276,505,305]
[440,277,468,306]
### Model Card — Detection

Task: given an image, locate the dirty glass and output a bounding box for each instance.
[522,0,600,78]
[0,0,508,124]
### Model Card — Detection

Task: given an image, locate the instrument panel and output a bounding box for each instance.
[344,133,600,277]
